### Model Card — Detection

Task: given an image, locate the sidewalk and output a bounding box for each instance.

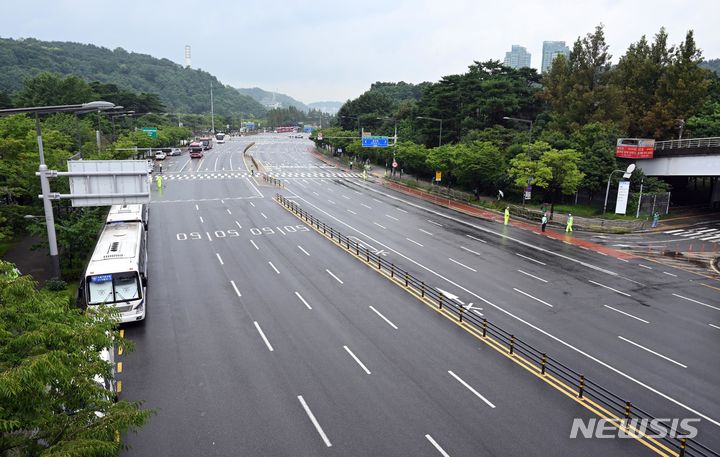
[309,149,636,260]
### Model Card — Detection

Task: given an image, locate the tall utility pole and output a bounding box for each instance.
[416,116,442,147]
[210,82,215,134]
[0,101,117,279]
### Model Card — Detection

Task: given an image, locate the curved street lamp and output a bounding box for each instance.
[603,163,636,215]
[0,101,117,279]
[416,116,443,147]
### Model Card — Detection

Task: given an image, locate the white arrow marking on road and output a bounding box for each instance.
[437,288,464,305]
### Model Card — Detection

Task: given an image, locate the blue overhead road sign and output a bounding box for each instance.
[361,136,389,148]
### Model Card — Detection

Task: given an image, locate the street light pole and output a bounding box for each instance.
[503,116,533,154]
[34,114,60,279]
[416,116,443,147]
[603,164,636,215]
[0,101,116,279]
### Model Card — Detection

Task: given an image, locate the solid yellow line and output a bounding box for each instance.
[118,346,123,356]
[701,283,720,292]
[119,329,124,338]
[275,197,681,456]
[116,380,122,393]
[117,362,123,373]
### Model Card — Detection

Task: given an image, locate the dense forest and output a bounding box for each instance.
[317,26,720,211]
[0,37,266,117]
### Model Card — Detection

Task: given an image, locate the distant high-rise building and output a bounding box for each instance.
[503,45,531,69]
[541,41,570,73]
[184,45,191,68]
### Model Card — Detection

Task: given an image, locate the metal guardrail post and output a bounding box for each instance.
[679,438,686,457]
[274,200,720,457]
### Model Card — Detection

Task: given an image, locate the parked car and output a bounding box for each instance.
[168,147,182,156]
[154,150,167,160]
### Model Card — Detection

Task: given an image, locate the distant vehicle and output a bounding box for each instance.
[189,141,204,158]
[215,132,226,143]
[77,220,147,323]
[154,150,167,160]
[199,137,213,150]
[168,147,182,156]
[275,126,296,133]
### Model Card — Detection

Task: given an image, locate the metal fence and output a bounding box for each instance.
[638,192,672,217]
[275,193,719,457]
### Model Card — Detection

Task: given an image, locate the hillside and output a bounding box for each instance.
[307,101,342,114]
[236,87,308,111]
[701,58,720,74]
[0,37,266,117]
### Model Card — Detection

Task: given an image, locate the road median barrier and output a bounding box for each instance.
[274,193,718,457]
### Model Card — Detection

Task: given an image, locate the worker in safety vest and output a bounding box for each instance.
[566,213,574,233]
[156,174,163,191]
[504,207,510,225]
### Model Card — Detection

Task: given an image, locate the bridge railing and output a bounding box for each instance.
[655,137,720,150]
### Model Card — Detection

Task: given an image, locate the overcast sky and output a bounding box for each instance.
[2,0,718,104]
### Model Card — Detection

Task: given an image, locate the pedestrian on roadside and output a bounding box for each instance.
[652,212,660,228]
[159,162,163,174]
[541,213,548,232]
[566,213,573,233]
[156,174,163,191]
[504,207,510,225]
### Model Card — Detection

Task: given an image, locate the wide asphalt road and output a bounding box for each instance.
[117,134,716,456]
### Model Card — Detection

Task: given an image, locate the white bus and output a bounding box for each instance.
[78,221,147,323]
[215,132,226,143]
[106,204,148,228]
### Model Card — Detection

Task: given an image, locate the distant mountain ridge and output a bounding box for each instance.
[307,101,342,114]
[0,37,266,117]
[236,87,342,114]
[235,87,308,111]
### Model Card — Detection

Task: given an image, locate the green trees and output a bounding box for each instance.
[509,143,585,213]
[0,261,151,455]
[541,25,625,132]
[0,37,266,117]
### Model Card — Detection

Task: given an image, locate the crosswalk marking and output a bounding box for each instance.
[161,171,361,181]
[662,226,720,243]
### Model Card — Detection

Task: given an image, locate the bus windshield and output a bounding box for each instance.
[87,272,141,305]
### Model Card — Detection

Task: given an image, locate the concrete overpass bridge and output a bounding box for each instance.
[633,137,720,206]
